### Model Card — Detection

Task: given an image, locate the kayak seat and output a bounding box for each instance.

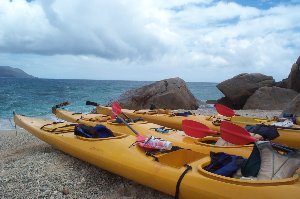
[256,141,300,180]
[75,124,115,138]
[197,157,299,185]
[215,138,236,146]
[196,136,218,145]
[205,152,245,177]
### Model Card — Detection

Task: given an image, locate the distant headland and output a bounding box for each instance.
[0,66,36,78]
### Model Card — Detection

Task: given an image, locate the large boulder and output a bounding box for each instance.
[275,78,288,88]
[243,87,298,110]
[283,94,300,116]
[114,77,199,110]
[217,73,275,109]
[287,56,300,92]
[216,97,235,109]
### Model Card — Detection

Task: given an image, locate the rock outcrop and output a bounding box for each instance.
[217,73,275,109]
[286,56,300,92]
[283,94,300,116]
[275,78,288,88]
[114,77,199,110]
[243,87,298,110]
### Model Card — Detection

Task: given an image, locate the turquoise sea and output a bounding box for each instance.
[0,78,223,129]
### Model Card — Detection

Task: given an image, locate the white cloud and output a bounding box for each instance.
[0,0,299,82]
[0,0,172,60]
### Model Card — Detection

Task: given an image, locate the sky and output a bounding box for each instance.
[0,0,299,82]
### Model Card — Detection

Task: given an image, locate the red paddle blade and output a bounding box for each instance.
[214,104,235,117]
[220,121,257,145]
[111,101,122,119]
[182,120,218,138]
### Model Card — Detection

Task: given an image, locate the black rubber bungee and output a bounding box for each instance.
[175,164,192,199]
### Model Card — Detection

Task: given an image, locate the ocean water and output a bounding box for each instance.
[0,78,223,129]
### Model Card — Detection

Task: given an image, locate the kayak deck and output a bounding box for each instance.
[96,106,300,148]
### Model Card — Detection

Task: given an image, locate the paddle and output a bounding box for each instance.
[221,121,297,152]
[52,101,70,113]
[220,121,257,145]
[214,104,236,117]
[214,104,300,132]
[182,119,257,145]
[111,101,172,150]
[111,101,139,135]
[86,100,133,122]
[214,104,276,123]
[111,101,134,122]
[86,100,99,107]
[182,120,218,138]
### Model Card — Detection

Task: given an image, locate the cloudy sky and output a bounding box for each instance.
[0,0,299,82]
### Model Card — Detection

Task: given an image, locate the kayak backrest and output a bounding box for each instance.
[157,149,206,168]
[255,141,300,180]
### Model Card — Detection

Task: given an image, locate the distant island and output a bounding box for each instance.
[0,66,36,78]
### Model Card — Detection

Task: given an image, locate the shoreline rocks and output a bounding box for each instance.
[283,94,300,116]
[216,56,300,113]
[287,56,300,92]
[216,73,275,109]
[113,77,199,110]
[243,87,298,110]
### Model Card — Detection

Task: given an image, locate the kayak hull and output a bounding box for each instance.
[14,114,300,199]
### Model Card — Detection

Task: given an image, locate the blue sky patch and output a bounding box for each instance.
[226,0,300,9]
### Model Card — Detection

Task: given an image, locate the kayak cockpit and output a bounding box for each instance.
[196,141,300,186]
[194,136,253,148]
[40,121,128,140]
[75,132,128,141]
[197,157,299,186]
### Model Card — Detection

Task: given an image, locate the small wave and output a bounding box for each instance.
[0,118,16,130]
[0,114,66,130]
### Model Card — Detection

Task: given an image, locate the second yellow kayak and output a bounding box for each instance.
[53,108,252,157]
[96,105,300,148]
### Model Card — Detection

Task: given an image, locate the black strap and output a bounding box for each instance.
[72,112,83,115]
[145,152,159,161]
[40,122,64,129]
[175,164,192,199]
[41,123,76,133]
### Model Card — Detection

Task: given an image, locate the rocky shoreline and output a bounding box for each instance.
[0,109,282,199]
[0,129,172,199]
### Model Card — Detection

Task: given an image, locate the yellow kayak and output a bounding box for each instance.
[14,114,300,199]
[96,105,300,148]
[53,108,252,157]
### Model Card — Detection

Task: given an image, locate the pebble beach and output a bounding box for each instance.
[0,109,282,198]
